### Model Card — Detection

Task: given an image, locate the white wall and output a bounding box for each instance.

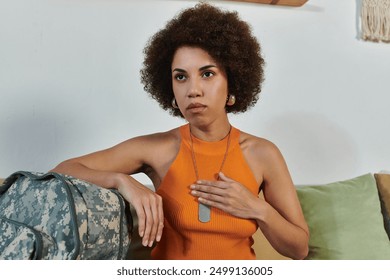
[1,0,389,185]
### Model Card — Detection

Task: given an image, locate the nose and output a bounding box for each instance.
[187,78,202,98]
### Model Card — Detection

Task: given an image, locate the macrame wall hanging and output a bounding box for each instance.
[361,0,390,42]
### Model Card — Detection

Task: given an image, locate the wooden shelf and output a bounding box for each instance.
[223,0,309,7]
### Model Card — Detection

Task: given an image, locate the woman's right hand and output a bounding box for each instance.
[116,174,164,247]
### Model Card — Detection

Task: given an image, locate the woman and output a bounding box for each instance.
[51,3,309,260]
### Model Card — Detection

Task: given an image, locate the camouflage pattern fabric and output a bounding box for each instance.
[0,171,132,260]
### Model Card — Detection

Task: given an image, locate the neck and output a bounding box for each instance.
[189,119,231,142]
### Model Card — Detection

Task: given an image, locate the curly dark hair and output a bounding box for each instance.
[140,2,265,118]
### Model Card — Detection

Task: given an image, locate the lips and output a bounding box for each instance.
[186,103,207,113]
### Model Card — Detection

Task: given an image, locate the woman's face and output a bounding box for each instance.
[171,46,228,126]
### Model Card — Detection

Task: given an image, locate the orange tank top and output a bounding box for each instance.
[151,124,260,260]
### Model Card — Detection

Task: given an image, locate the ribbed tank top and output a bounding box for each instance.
[151,124,260,260]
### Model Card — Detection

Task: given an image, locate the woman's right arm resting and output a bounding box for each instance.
[50,136,164,248]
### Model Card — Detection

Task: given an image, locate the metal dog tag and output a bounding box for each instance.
[198,203,211,223]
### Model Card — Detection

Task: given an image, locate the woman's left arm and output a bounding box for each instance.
[255,141,309,259]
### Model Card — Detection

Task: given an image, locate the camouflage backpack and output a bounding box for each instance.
[0,171,132,260]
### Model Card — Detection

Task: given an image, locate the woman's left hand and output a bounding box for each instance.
[190,172,262,219]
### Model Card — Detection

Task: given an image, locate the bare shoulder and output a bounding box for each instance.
[116,127,181,162]
[239,130,283,162]
[238,129,290,185]
[129,127,182,184]
[129,127,180,148]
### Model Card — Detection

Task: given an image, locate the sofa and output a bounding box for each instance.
[1,172,390,260]
[126,172,390,260]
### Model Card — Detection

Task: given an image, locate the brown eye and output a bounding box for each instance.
[202,71,214,78]
[175,74,186,81]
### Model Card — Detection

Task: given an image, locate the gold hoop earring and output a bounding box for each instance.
[172,98,179,109]
[226,95,236,106]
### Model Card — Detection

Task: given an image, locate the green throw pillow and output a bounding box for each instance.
[297,173,390,259]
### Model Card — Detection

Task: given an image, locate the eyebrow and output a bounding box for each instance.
[172,64,217,73]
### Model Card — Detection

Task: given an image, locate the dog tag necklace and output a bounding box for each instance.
[189,126,232,223]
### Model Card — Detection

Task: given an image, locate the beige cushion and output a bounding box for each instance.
[374,173,390,238]
[375,173,390,218]
[252,229,290,260]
